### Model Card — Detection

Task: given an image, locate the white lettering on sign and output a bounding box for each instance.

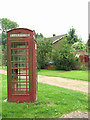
[10,34,30,37]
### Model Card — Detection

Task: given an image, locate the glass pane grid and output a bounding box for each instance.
[11,42,29,95]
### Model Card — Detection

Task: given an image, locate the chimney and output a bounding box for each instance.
[53,34,56,37]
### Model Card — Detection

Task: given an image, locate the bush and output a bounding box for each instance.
[52,38,79,70]
[37,38,52,69]
[79,64,88,70]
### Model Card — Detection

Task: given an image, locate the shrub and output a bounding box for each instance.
[52,38,79,70]
[37,38,52,69]
[79,64,88,70]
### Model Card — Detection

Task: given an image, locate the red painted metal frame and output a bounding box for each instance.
[7,28,37,103]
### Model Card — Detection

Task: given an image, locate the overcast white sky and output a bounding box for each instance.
[0,0,89,43]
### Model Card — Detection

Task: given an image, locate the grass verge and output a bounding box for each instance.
[0,67,88,81]
[38,69,88,81]
[1,74,88,118]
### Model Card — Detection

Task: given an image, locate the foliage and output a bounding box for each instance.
[72,41,88,52]
[38,69,88,81]
[0,66,7,70]
[0,45,2,66]
[87,38,90,53]
[52,38,79,70]
[66,27,81,44]
[79,64,88,71]
[2,33,7,50]
[0,18,19,66]
[2,49,7,66]
[1,18,19,47]
[0,45,7,67]
[85,43,88,52]
[37,37,53,69]
[36,33,44,39]
[89,34,90,39]
[2,74,88,118]
[1,18,19,32]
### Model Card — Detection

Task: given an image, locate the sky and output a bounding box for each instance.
[0,0,89,43]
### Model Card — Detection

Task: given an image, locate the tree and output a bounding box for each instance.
[0,18,19,66]
[72,41,88,52]
[88,33,90,41]
[52,38,79,70]
[1,18,19,49]
[1,18,19,32]
[0,45,2,66]
[66,27,81,44]
[37,37,52,69]
[36,33,44,39]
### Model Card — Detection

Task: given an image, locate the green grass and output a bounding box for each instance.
[1,74,88,118]
[0,67,88,81]
[38,69,88,81]
[0,74,2,120]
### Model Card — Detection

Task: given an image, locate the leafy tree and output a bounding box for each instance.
[37,37,52,69]
[0,45,6,67]
[89,34,90,39]
[66,27,81,44]
[87,36,90,53]
[52,38,79,70]
[1,18,19,32]
[0,45,2,66]
[0,18,19,66]
[1,18,19,49]
[39,33,43,38]
[36,33,44,39]
[2,32,7,50]
[72,41,88,52]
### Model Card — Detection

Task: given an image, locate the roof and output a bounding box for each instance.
[53,37,63,44]
[49,34,66,44]
[7,28,33,33]
[50,34,65,41]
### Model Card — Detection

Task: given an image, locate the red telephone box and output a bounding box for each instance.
[7,28,37,103]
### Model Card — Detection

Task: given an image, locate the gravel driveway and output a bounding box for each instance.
[38,75,88,94]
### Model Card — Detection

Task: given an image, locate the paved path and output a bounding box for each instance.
[0,70,88,93]
[0,69,7,75]
[38,75,88,93]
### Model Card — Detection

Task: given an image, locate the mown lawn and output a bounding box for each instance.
[1,74,88,118]
[38,69,88,81]
[0,67,88,81]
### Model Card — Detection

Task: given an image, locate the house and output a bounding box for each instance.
[74,49,90,69]
[72,49,89,63]
[76,49,89,63]
[49,34,65,47]
[45,34,65,70]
